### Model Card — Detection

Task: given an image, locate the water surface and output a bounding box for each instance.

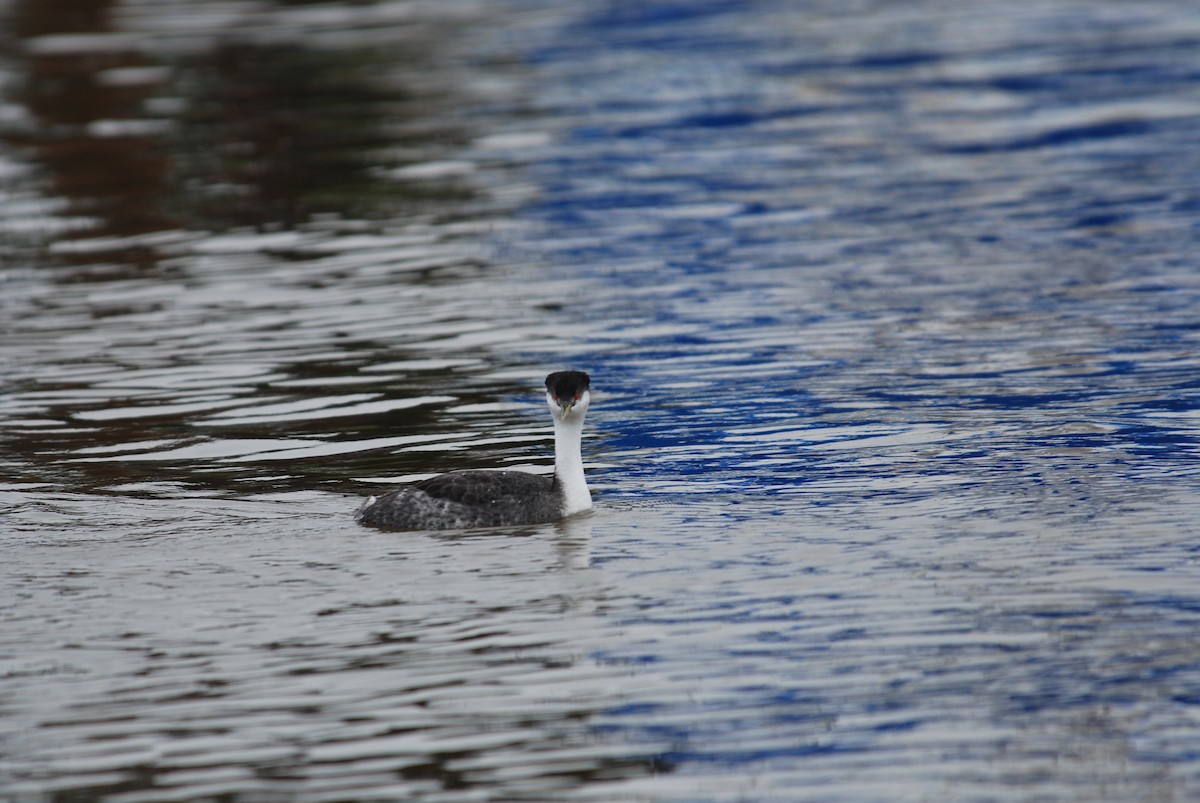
[2,0,1200,800]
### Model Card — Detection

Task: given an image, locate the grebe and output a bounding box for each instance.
[356,371,593,530]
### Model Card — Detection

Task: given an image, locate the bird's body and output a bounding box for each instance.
[356,470,561,530]
[356,371,592,531]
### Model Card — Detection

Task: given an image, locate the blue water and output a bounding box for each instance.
[2,0,1200,800]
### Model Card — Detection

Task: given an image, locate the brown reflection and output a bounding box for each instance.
[0,2,492,494]
[172,40,419,230]
[5,0,475,270]
[10,0,176,261]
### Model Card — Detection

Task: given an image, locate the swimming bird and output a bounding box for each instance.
[356,371,593,530]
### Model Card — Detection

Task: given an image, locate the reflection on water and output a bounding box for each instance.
[8,0,174,259]
[3,0,1200,800]
[172,36,473,231]
[1,0,480,268]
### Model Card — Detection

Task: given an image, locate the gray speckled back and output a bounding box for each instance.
[356,470,564,531]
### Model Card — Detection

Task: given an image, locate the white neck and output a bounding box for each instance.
[553,408,592,516]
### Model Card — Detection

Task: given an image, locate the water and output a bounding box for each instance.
[2,0,1200,800]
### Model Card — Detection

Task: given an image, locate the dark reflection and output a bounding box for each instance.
[0,0,500,493]
[171,39,466,230]
[2,0,475,265]
[0,372,525,497]
[8,0,175,264]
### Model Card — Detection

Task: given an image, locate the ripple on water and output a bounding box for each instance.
[3,0,1200,801]
[2,504,664,800]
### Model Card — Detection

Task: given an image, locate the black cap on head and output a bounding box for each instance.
[545,370,590,401]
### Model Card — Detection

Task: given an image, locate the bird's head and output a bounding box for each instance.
[545,370,591,421]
